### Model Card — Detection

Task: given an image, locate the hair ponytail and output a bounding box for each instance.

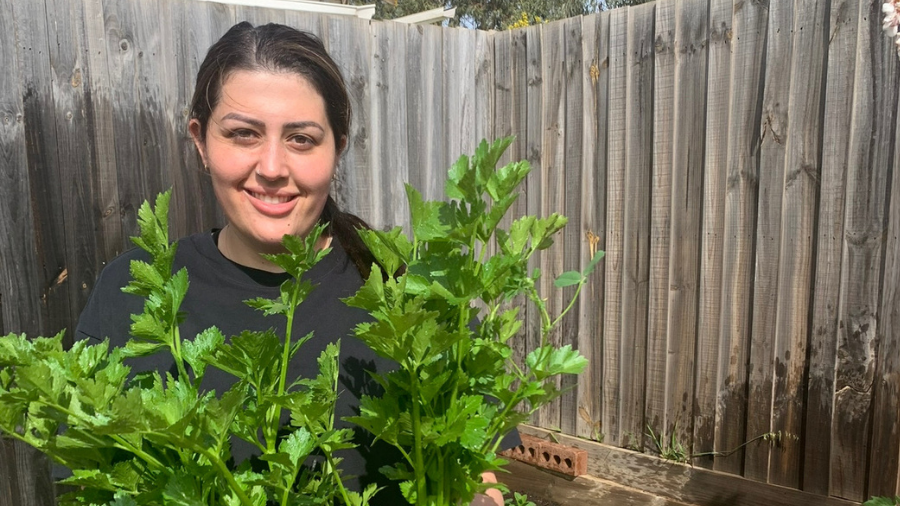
[321,196,380,280]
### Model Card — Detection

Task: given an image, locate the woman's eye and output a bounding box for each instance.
[226,129,257,143]
[289,135,315,148]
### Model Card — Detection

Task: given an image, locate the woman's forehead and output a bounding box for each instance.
[214,70,328,125]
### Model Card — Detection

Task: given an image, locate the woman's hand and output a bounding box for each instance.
[470,472,504,506]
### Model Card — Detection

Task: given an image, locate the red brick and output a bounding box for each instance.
[501,433,588,477]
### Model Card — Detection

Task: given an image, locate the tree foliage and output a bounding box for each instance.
[359,0,648,31]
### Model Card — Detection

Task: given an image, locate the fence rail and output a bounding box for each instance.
[1,0,898,504]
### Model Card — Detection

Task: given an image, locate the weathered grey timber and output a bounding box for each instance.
[694,0,730,471]
[2,0,899,504]
[644,0,674,456]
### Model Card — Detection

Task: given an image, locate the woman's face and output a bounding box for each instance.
[190,70,340,260]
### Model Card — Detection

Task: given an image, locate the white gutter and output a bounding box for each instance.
[198,0,376,19]
[394,6,456,24]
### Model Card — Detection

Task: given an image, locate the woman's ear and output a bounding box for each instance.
[188,119,209,169]
[337,135,348,156]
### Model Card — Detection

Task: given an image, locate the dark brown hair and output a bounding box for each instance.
[189,22,378,278]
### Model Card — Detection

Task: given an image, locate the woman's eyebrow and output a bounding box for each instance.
[220,112,324,133]
[220,112,264,128]
[283,120,325,132]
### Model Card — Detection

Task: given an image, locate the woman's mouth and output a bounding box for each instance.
[245,190,298,216]
[246,190,295,204]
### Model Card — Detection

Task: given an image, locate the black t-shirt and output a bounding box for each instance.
[76,231,405,502]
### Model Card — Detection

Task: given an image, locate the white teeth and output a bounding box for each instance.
[250,191,292,204]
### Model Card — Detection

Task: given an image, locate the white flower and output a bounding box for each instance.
[885,1,900,43]
[885,1,900,59]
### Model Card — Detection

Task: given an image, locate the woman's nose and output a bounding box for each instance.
[256,140,289,179]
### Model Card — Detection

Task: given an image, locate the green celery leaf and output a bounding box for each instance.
[182,327,225,380]
[553,271,582,288]
[459,409,490,450]
[406,184,451,242]
[124,260,165,295]
[487,158,529,202]
[208,330,281,388]
[532,214,568,250]
[418,369,452,404]
[152,191,171,239]
[166,269,190,317]
[445,154,473,200]
[525,344,587,380]
[162,474,203,506]
[379,462,413,481]
[244,297,289,317]
[345,483,382,506]
[357,227,412,276]
[108,492,138,506]
[128,313,166,343]
[543,345,588,376]
[583,250,606,276]
[503,216,535,256]
[280,427,316,467]
[121,340,166,358]
[343,264,386,313]
[345,395,400,446]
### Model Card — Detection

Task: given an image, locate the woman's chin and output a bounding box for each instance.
[255,236,293,252]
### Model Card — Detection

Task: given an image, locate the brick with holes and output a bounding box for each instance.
[500,433,587,477]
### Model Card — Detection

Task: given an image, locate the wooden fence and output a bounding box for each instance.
[1,0,899,504]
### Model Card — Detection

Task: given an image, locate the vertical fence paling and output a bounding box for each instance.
[803,0,858,495]
[769,0,828,489]
[601,6,628,448]
[12,0,71,338]
[832,2,899,501]
[46,0,98,331]
[0,0,57,504]
[537,18,566,431]
[695,0,730,472]
[327,15,372,220]
[645,0,674,455]
[618,2,654,452]
[4,0,900,503]
[745,0,790,484]
[575,11,608,443]
[869,62,900,498]
[714,0,764,478]
[665,0,707,454]
[523,22,544,429]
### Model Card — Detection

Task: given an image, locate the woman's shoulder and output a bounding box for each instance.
[95,232,213,281]
[75,232,216,342]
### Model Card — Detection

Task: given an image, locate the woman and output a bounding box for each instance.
[76,22,506,505]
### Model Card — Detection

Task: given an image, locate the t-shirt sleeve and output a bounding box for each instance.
[498,427,521,451]
[75,249,147,347]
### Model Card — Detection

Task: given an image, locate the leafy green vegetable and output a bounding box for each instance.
[344,137,597,506]
[1,137,600,506]
[0,192,363,506]
[865,498,900,506]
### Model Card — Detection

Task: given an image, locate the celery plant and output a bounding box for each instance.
[0,191,370,506]
[343,138,597,506]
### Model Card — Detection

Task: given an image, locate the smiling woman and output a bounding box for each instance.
[190,70,339,270]
[72,21,510,506]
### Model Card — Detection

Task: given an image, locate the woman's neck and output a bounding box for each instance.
[217,225,332,273]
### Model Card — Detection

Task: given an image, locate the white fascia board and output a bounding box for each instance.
[394,6,456,24]
[199,0,376,19]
